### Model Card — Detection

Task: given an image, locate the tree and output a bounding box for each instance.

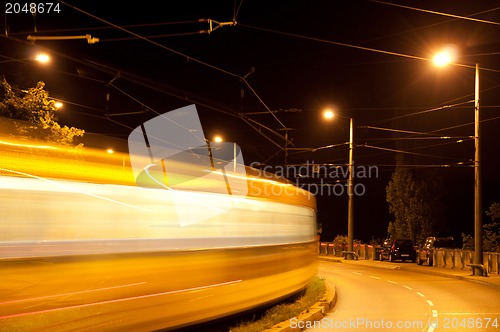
[484,203,500,252]
[487,202,500,221]
[0,78,84,146]
[462,202,500,252]
[386,154,445,245]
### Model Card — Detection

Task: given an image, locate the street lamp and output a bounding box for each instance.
[34,53,50,64]
[323,110,355,259]
[0,53,51,64]
[212,135,238,173]
[432,49,483,275]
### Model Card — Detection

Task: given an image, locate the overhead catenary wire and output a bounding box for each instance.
[5,2,498,167]
[57,1,238,78]
[233,0,245,22]
[370,0,500,26]
[7,20,206,36]
[56,1,292,145]
[369,101,474,126]
[238,24,500,74]
[1,34,294,149]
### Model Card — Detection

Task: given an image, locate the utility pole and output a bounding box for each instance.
[474,63,483,275]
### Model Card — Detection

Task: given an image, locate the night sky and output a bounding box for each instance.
[1,0,499,243]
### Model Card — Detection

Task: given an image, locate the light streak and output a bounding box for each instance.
[0,279,242,319]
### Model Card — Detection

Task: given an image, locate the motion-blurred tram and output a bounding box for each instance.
[0,135,317,331]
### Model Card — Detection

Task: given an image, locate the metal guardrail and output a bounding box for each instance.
[318,242,500,274]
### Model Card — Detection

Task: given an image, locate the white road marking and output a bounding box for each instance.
[403,285,413,290]
[369,276,381,280]
[387,280,397,284]
[352,272,363,275]
[427,300,434,306]
[416,292,426,297]
[432,309,438,317]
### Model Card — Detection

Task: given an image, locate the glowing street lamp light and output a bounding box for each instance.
[432,51,453,67]
[34,53,50,64]
[323,109,335,120]
[211,134,238,172]
[0,53,51,64]
[54,101,63,109]
[323,110,355,260]
[431,45,458,68]
[432,49,483,275]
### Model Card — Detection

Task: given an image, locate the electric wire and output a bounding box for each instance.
[57,1,291,138]
[7,20,205,36]
[1,34,293,148]
[370,0,500,26]
[101,31,207,42]
[238,24,500,74]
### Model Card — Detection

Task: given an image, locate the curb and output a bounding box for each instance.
[319,255,500,288]
[397,265,500,288]
[263,278,337,332]
[318,256,401,270]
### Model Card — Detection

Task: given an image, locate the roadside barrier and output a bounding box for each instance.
[318,242,500,274]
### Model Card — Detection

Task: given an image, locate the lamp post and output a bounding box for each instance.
[323,110,355,259]
[213,135,237,173]
[473,63,483,273]
[433,51,483,274]
[347,116,354,258]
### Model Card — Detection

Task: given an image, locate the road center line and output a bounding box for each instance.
[416,292,426,297]
[432,309,438,317]
[403,285,412,290]
[427,300,434,307]
[352,272,363,275]
[387,280,397,284]
[369,276,381,280]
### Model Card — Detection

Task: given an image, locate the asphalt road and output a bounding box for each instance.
[304,261,500,332]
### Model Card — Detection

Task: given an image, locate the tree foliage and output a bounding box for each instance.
[487,202,500,221]
[0,78,84,146]
[386,154,445,245]
[463,202,500,252]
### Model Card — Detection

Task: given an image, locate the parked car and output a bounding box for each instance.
[417,237,457,266]
[379,238,416,263]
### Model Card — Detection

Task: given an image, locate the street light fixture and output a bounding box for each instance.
[432,49,483,275]
[0,53,51,64]
[432,46,457,68]
[323,109,335,120]
[212,135,238,173]
[34,53,50,64]
[323,110,355,259]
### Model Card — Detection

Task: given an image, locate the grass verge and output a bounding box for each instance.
[230,276,326,332]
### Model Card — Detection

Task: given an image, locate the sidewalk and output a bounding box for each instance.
[319,255,500,288]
